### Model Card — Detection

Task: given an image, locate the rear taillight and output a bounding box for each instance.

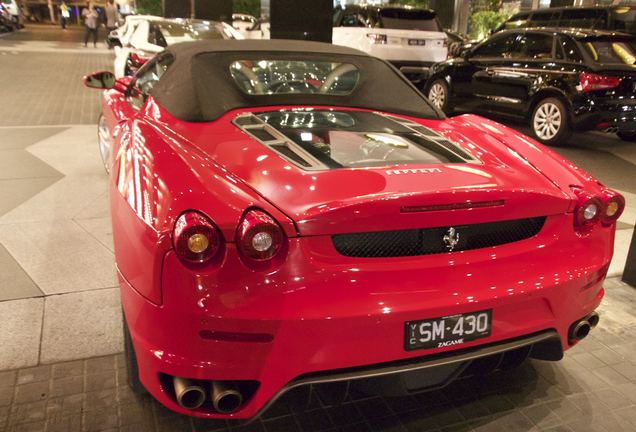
[173,211,222,264]
[129,52,149,67]
[572,188,602,232]
[600,189,625,225]
[571,187,624,232]
[580,72,622,93]
[366,33,387,44]
[236,209,285,262]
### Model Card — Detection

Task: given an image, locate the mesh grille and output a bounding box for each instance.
[332,217,546,258]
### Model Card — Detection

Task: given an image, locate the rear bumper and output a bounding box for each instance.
[119,214,613,419]
[572,97,636,132]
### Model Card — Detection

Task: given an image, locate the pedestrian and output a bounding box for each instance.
[104,0,118,49]
[82,1,98,48]
[59,1,70,30]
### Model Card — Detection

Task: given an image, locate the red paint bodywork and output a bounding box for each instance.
[101,86,616,419]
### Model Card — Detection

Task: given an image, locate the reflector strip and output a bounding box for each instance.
[400,200,505,213]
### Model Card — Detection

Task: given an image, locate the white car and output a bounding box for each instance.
[113,18,242,78]
[107,14,162,48]
[231,13,269,39]
[332,5,447,86]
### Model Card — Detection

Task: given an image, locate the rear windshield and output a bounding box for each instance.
[611,7,636,34]
[152,22,225,47]
[582,38,636,65]
[241,110,472,170]
[229,60,360,95]
[379,8,441,32]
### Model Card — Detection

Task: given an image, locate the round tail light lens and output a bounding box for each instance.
[574,196,603,228]
[236,209,284,261]
[173,211,222,264]
[601,191,625,225]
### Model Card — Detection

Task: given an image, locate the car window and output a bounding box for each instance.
[378,8,441,32]
[472,33,518,58]
[341,13,364,27]
[129,54,175,110]
[514,33,553,60]
[229,60,360,96]
[582,38,636,65]
[610,7,636,34]
[559,35,584,62]
[147,24,167,47]
[529,11,561,27]
[561,9,608,29]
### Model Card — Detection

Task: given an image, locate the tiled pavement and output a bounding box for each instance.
[1,24,636,432]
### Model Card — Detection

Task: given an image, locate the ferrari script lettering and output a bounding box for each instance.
[385,168,442,176]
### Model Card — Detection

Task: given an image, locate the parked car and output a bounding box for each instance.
[113,18,241,78]
[498,5,636,35]
[333,4,448,85]
[0,1,18,32]
[107,14,162,48]
[1,0,21,28]
[83,39,622,419]
[425,28,636,146]
[231,13,269,39]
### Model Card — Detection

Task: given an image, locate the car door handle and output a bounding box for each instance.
[486,69,496,76]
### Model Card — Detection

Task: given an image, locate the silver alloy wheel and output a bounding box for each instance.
[533,102,562,141]
[428,82,446,110]
[98,114,111,174]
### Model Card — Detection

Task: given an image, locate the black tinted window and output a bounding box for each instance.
[561,9,608,28]
[610,7,636,34]
[515,33,553,59]
[529,11,561,27]
[379,8,441,31]
[341,13,364,27]
[582,38,636,65]
[472,34,518,58]
[559,35,584,62]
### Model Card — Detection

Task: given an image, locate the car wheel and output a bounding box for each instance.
[123,312,147,395]
[98,114,111,174]
[617,131,636,142]
[427,79,450,112]
[531,98,571,146]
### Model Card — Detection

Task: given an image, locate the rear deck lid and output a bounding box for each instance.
[207,109,571,236]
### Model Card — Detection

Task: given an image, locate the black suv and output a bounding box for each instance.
[424,28,636,146]
[498,6,635,35]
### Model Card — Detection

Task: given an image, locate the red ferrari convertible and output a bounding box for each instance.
[84,40,623,419]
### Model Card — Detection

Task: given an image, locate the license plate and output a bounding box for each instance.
[405,310,492,351]
[408,39,426,46]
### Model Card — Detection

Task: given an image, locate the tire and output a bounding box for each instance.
[530,97,571,146]
[617,131,636,142]
[97,114,111,174]
[426,79,451,113]
[123,312,147,395]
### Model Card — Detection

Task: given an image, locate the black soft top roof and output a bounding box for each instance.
[147,39,443,122]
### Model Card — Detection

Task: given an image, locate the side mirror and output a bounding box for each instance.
[83,71,116,90]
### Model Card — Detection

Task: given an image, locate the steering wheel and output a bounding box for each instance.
[319,63,358,94]
[233,62,265,94]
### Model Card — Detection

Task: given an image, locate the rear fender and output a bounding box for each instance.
[111,117,295,305]
[452,115,604,201]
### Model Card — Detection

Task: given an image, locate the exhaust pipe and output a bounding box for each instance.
[211,381,243,414]
[587,311,600,329]
[570,319,592,342]
[173,377,206,410]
